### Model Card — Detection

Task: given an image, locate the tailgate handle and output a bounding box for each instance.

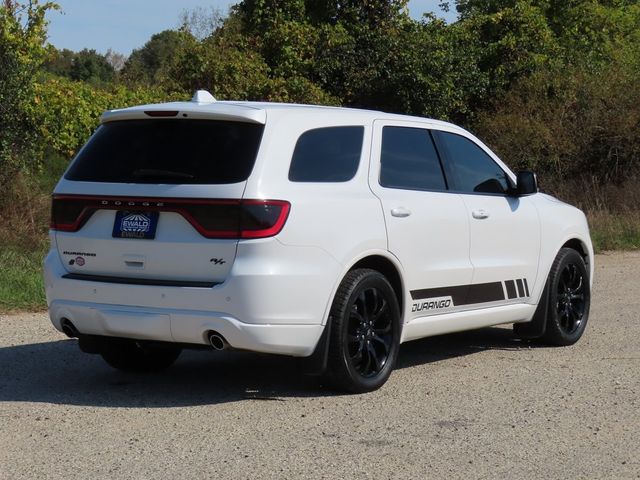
[125,261,144,268]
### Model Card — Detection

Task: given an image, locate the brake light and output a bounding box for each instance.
[50,195,290,239]
[144,110,179,117]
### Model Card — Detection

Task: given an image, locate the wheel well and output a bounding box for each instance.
[561,238,590,270]
[349,256,404,315]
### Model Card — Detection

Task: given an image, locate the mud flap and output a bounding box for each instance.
[514,281,549,339]
[301,320,332,376]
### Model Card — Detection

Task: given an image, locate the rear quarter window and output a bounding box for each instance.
[65,119,264,184]
[288,126,364,182]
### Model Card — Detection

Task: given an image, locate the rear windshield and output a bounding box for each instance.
[65,119,264,184]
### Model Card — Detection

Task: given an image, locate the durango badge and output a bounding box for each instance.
[412,296,454,313]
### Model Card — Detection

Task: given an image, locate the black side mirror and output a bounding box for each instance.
[515,170,538,196]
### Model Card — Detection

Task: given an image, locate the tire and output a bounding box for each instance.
[326,269,401,393]
[100,338,181,372]
[542,248,591,346]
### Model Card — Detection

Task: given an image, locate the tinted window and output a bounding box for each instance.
[288,126,364,182]
[65,120,264,184]
[436,131,510,194]
[380,127,446,191]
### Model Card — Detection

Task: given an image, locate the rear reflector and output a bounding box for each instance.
[51,195,290,239]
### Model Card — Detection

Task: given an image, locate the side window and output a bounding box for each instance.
[380,126,447,191]
[288,126,364,182]
[436,131,511,194]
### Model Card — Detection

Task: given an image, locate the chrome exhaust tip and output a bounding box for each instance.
[61,319,79,338]
[208,331,228,351]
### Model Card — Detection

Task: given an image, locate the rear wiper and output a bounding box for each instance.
[132,169,194,180]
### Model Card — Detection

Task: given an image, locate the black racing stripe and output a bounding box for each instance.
[523,278,530,297]
[516,279,525,297]
[411,282,504,306]
[505,280,517,299]
[467,282,505,304]
[410,284,468,305]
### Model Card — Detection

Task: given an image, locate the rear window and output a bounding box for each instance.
[65,120,264,184]
[288,126,364,182]
[380,126,447,191]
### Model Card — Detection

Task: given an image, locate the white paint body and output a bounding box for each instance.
[44,100,594,356]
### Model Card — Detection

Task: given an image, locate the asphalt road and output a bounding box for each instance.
[1,252,639,479]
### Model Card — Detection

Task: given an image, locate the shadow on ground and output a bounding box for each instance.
[0,326,536,407]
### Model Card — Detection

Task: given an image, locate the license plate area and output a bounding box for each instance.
[112,211,159,239]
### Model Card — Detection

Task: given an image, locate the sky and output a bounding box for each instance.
[46,0,457,56]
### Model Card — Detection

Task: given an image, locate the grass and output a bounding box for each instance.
[589,211,640,251]
[0,243,48,313]
[0,169,53,314]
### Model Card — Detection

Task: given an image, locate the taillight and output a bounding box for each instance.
[239,200,290,239]
[51,196,92,232]
[50,195,290,239]
[180,200,290,238]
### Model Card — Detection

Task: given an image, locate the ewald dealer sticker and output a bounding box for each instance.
[112,211,159,239]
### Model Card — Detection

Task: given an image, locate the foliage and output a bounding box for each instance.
[0,0,57,191]
[165,15,338,104]
[26,75,173,159]
[474,59,640,183]
[4,0,640,187]
[45,46,122,82]
[68,48,114,84]
[121,29,193,85]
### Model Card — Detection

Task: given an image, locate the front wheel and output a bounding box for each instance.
[100,338,181,372]
[542,248,591,346]
[326,269,401,393]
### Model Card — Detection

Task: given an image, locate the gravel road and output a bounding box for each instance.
[1,252,639,479]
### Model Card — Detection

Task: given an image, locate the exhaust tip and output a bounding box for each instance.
[61,318,79,338]
[207,331,228,351]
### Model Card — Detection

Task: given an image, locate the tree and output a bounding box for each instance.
[179,6,224,39]
[0,0,57,190]
[43,46,74,76]
[121,29,191,84]
[105,49,126,71]
[69,48,114,84]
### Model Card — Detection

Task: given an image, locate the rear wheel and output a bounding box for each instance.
[100,338,181,372]
[542,248,590,346]
[326,269,401,393]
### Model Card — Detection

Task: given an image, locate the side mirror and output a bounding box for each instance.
[515,170,538,196]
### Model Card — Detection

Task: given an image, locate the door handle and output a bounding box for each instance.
[390,207,412,218]
[472,209,490,220]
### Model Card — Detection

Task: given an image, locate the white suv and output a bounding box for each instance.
[45,91,593,392]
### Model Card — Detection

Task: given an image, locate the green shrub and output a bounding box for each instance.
[27,75,178,159]
[473,61,640,184]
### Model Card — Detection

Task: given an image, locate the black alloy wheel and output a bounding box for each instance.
[326,268,401,393]
[543,248,590,346]
[347,287,394,378]
[555,262,586,335]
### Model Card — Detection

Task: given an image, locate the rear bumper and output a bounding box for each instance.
[48,300,323,356]
[44,238,340,357]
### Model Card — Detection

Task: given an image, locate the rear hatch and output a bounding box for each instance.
[51,117,286,286]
